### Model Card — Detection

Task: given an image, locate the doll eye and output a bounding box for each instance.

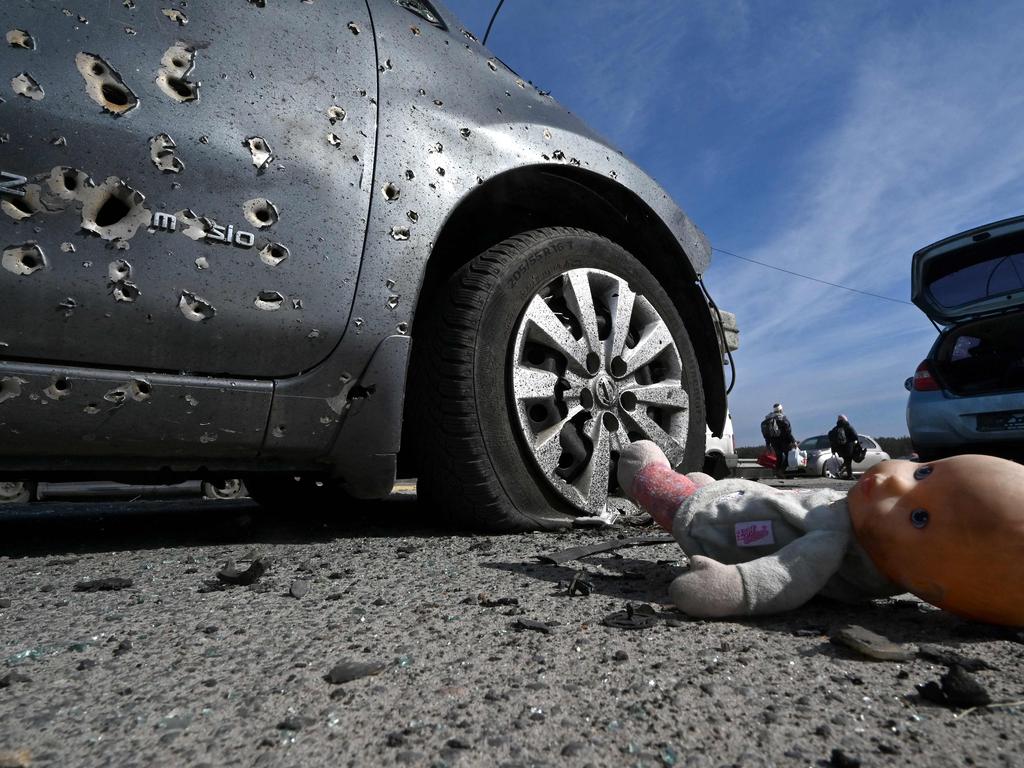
[910,508,929,528]
[913,466,933,480]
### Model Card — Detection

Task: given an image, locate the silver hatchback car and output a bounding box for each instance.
[797,434,890,477]
[906,216,1024,461]
[0,0,731,530]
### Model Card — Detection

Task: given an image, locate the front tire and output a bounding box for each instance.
[412,227,706,532]
[0,481,34,504]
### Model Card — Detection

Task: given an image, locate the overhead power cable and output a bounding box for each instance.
[483,0,506,45]
[712,247,914,305]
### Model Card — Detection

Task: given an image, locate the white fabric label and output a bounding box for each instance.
[735,520,775,547]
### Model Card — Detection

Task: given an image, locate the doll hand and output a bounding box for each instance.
[668,555,746,617]
[616,440,670,493]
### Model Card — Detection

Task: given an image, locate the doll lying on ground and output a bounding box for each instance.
[617,441,1024,626]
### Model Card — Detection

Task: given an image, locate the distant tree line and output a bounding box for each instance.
[736,436,914,459]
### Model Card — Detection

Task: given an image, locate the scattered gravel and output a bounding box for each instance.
[1,491,1022,766]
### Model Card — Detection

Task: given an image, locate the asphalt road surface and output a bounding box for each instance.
[1,478,1023,768]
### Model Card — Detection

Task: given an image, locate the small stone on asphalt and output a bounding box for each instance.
[917,664,992,708]
[514,618,554,634]
[289,579,310,599]
[830,625,915,661]
[324,659,388,684]
[0,671,32,688]
[73,577,133,592]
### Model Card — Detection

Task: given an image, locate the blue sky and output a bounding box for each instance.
[444,0,1024,447]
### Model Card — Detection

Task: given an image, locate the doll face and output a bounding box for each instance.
[848,459,947,522]
[848,454,1024,624]
[849,455,1017,531]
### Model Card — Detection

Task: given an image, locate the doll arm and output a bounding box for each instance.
[669,529,849,617]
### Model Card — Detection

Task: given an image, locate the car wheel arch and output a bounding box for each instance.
[398,166,727,476]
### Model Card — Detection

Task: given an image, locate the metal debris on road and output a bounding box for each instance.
[567,570,593,596]
[534,535,675,565]
[601,603,660,630]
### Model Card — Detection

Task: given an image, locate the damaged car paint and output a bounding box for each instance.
[0,0,730,531]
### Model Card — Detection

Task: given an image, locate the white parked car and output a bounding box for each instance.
[797,434,890,477]
[704,412,737,479]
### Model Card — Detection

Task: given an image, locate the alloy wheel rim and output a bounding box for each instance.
[510,267,690,516]
[0,481,28,503]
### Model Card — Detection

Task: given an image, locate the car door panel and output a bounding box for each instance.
[0,360,271,459]
[0,0,376,378]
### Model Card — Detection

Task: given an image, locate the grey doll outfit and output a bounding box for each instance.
[671,478,899,615]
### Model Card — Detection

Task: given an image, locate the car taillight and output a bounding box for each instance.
[913,360,939,391]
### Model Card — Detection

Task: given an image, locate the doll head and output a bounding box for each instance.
[849,455,1024,625]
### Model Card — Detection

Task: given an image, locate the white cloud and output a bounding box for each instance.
[705,3,1024,445]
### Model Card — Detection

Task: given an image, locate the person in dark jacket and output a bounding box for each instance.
[828,414,860,479]
[761,403,795,478]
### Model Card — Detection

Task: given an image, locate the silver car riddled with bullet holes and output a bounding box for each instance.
[0,0,733,531]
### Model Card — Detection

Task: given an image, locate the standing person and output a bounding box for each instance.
[828,415,860,479]
[760,403,794,478]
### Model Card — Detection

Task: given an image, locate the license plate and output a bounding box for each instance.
[977,411,1024,432]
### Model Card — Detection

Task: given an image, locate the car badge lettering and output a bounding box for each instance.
[149,211,255,249]
[0,171,28,198]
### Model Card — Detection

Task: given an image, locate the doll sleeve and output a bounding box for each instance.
[669,529,849,617]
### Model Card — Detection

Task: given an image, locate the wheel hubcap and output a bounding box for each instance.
[0,481,28,503]
[510,267,689,516]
